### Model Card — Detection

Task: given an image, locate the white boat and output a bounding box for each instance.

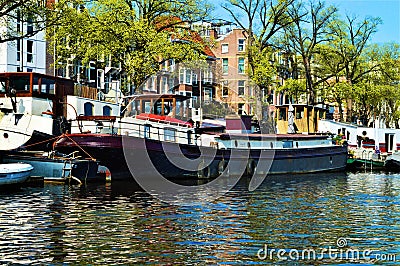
[3,151,99,183]
[0,163,33,186]
[0,72,119,151]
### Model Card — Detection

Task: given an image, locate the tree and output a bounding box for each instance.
[0,0,58,43]
[48,0,212,93]
[283,0,338,106]
[281,0,337,132]
[352,81,382,126]
[367,43,400,128]
[328,14,381,121]
[329,14,382,85]
[276,78,306,103]
[222,0,296,132]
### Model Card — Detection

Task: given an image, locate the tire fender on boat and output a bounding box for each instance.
[246,159,256,176]
[217,159,227,176]
[197,162,212,179]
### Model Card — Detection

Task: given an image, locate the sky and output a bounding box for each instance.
[215,0,400,44]
[326,0,400,44]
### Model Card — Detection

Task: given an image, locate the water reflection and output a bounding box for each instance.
[0,172,398,265]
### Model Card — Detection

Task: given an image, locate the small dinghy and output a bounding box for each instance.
[0,163,34,186]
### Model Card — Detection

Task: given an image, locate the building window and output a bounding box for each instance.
[238,58,245,74]
[27,40,33,63]
[27,17,33,35]
[16,11,21,33]
[161,76,168,94]
[179,68,192,85]
[186,69,192,84]
[103,106,112,116]
[16,40,21,61]
[204,88,212,103]
[222,58,228,75]
[222,80,229,97]
[88,61,96,82]
[238,103,245,115]
[238,80,245,96]
[221,43,228,53]
[146,76,155,92]
[238,39,245,52]
[84,102,94,116]
[192,73,198,84]
[203,68,213,84]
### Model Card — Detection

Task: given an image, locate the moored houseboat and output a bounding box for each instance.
[54,94,348,180]
[0,72,119,151]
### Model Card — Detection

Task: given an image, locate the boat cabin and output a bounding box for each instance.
[0,72,74,117]
[275,104,327,134]
[117,94,199,145]
[215,133,333,150]
[123,94,192,120]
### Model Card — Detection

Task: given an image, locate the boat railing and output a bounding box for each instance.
[134,116,192,128]
[118,118,198,146]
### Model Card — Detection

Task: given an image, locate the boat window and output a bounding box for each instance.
[84,102,94,116]
[9,76,30,92]
[164,128,176,142]
[270,142,273,148]
[144,101,151,114]
[296,142,299,148]
[155,101,170,115]
[144,124,151,139]
[41,78,55,94]
[0,81,5,93]
[234,140,238,147]
[296,108,303,119]
[282,141,293,148]
[33,76,39,92]
[279,108,286,121]
[103,105,112,116]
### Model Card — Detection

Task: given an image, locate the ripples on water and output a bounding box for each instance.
[0,172,399,265]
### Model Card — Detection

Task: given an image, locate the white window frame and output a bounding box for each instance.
[179,68,192,85]
[238,39,245,52]
[222,80,229,98]
[238,58,245,74]
[27,40,33,63]
[222,58,228,75]
[221,43,229,54]
[238,80,245,96]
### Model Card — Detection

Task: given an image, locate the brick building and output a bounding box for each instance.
[211,28,254,115]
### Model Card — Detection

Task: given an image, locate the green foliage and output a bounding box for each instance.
[47,0,212,92]
[0,0,56,43]
[248,44,276,89]
[202,100,235,118]
[277,78,306,102]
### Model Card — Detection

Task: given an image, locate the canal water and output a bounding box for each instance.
[0,172,399,265]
